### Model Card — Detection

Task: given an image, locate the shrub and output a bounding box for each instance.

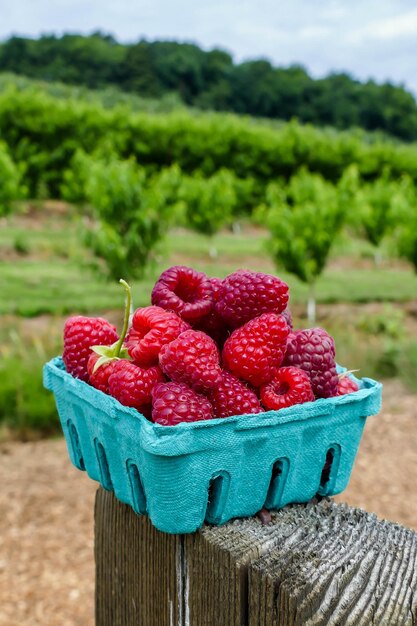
[0,140,25,215]
[262,168,347,321]
[81,155,172,281]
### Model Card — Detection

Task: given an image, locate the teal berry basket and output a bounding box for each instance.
[43,356,382,534]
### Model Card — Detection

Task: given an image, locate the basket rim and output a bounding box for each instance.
[44,356,383,438]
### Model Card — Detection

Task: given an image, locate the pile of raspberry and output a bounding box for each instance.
[63,266,359,426]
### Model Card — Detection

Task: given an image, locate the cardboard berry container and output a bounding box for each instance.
[43,356,382,534]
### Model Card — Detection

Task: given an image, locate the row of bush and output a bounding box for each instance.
[58,152,417,300]
[2,136,417,293]
[1,84,417,201]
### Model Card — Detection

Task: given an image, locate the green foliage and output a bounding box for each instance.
[393,176,417,271]
[263,169,346,284]
[358,305,405,340]
[336,164,361,229]
[60,149,93,204]
[13,233,31,255]
[358,171,401,248]
[81,155,171,281]
[0,141,24,215]
[1,34,417,141]
[177,169,237,236]
[1,83,417,202]
[0,331,60,435]
[0,353,59,434]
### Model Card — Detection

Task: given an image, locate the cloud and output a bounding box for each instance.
[348,7,417,43]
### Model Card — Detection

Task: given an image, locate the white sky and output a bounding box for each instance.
[1,0,417,95]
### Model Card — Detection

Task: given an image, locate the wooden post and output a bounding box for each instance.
[95,488,417,625]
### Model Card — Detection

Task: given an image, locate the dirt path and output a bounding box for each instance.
[1,380,416,626]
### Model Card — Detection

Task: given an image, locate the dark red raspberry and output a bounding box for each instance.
[284,328,338,398]
[260,366,314,411]
[159,329,222,392]
[337,375,359,396]
[108,360,164,411]
[126,306,190,367]
[87,352,117,394]
[152,382,213,426]
[208,371,262,418]
[281,308,293,331]
[215,270,289,329]
[222,313,289,387]
[63,316,118,382]
[151,265,214,323]
[194,277,229,346]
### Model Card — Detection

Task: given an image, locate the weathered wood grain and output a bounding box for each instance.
[95,488,417,626]
[95,489,181,625]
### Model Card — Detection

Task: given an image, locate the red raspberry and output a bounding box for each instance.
[281,308,293,331]
[126,306,190,367]
[87,352,117,394]
[215,270,289,329]
[63,316,118,382]
[208,371,262,418]
[151,266,214,323]
[222,313,289,387]
[152,382,213,426]
[260,367,314,411]
[284,328,338,398]
[337,375,359,395]
[108,360,164,411]
[194,277,229,346]
[159,329,222,392]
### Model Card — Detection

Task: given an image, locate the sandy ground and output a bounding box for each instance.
[1,380,416,626]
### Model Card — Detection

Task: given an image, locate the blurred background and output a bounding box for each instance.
[0,1,416,624]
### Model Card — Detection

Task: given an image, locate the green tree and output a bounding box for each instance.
[393,177,417,271]
[178,169,237,257]
[358,171,400,264]
[81,156,170,281]
[0,141,25,215]
[2,34,417,140]
[263,169,346,321]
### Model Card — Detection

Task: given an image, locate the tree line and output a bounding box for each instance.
[1,32,417,142]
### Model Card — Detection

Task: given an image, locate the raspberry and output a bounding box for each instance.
[281,308,293,331]
[222,313,289,387]
[152,382,213,426]
[337,375,359,396]
[151,266,214,323]
[194,277,229,346]
[159,329,222,392]
[208,371,262,418]
[63,316,118,382]
[126,306,190,367]
[108,360,164,411]
[87,352,117,394]
[284,328,338,398]
[215,270,289,329]
[260,367,314,411]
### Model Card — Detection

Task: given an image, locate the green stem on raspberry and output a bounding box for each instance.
[113,279,132,358]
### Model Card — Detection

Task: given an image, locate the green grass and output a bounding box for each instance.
[2,259,417,316]
[1,219,417,316]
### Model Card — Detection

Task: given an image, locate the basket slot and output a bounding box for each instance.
[264,457,290,510]
[205,472,230,524]
[94,439,113,491]
[318,445,341,496]
[126,461,147,515]
[66,420,85,471]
